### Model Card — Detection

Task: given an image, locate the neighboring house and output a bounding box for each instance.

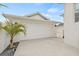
[2,12,57,42]
[24,12,49,20]
[0,12,64,53]
[0,12,64,54]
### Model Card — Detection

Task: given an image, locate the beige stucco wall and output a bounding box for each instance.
[64,3,79,48]
[0,30,9,54]
[4,16,56,42]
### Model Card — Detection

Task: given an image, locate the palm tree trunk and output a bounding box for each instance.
[10,36,13,48]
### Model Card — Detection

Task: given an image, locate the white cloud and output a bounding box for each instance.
[47,8,58,14]
[42,13,52,19]
[42,13,57,21]
[47,8,64,15]
[42,13,64,22]
[58,9,64,15]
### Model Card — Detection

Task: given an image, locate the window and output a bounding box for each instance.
[74,3,79,22]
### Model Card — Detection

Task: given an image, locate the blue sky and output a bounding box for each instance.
[0,3,64,22]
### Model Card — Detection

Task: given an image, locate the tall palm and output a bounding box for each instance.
[0,4,8,8]
[0,4,8,29]
[2,22,26,48]
[0,3,8,29]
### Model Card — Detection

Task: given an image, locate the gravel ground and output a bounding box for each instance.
[0,42,19,56]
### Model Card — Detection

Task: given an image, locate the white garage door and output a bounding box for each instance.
[12,20,56,42]
[24,22,56,40]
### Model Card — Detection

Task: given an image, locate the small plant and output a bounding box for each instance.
[2,22,26,48]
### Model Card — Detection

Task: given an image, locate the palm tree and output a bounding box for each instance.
[2,22,26,48]
[0,4,8,29]
[0,3,8,29]
[0,4,8,8]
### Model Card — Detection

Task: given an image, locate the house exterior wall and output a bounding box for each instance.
[5,17,56,42]
[0,30,9,54]
[64,3,79,48]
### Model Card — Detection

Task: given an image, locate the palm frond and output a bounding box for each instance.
[0,4,8,8]
[2,22,26,38]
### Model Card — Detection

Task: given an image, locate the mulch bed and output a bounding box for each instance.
[0,42,19,56]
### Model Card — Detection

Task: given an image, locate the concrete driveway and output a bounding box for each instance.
[14,37,79,56]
